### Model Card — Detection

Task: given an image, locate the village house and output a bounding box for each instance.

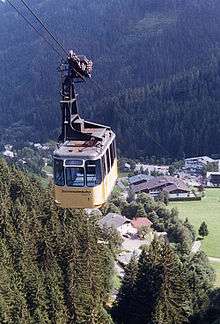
[184,156,220,174]
[129,174,152,186]
[2,150,14,158]
[2,144,15,158]
[135,163,169,175]
[34,143,43,149]
[206,172,220,187]
[130,176,197,201]
[131,217,153,231]
[99,213,136,236]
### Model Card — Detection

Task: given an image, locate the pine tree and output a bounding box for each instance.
[113,255,139,323]
[199,222,209,238]
[185,251,215,321]
[0,160,115,323]
[184,218,196,241]
[152,243,192,324]
[114,239,193,324]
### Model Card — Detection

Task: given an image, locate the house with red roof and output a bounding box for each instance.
[131,217,153,230]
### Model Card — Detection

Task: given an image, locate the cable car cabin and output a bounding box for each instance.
[53,50,117,208]
[54,129,117,209]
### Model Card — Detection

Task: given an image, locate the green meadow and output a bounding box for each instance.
[171,189,220,258]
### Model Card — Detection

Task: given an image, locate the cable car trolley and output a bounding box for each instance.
[54,50,118,208]
[4,1,118,209]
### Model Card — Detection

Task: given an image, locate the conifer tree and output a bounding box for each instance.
[0,159,115,323]
[113,255,139,323]
[199,222,209,238]
[151,243,192,323]
[114,239,192,324]
[185,251,215,321]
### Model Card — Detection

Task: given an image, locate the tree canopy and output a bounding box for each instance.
[0,159,115,323]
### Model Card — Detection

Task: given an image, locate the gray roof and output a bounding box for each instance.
[131,176,190,193]
[54,129,115,160]
[129,174,152,185]
[99,213,130,228]
[185,156,214,163]
[163,183,190,193]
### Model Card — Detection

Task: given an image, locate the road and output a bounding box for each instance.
[191,241,220,263]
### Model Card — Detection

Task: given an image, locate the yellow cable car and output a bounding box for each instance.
[53,51,118,208]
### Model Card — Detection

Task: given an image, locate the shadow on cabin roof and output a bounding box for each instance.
[99,213,130,228]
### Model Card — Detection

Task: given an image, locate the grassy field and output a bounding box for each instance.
[170,189,220,258]
[211,262,220,287]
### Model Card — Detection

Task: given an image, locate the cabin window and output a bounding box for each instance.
[101,155,106,178]
[106,149,111,174]
[65,159,84,166]
[110,142,115,166]
[113,140,117,158]
[54,159,65,186]
[85,160,102,187]
[65,167,85,187]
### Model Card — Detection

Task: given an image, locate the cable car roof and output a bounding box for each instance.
[54,128,115,160]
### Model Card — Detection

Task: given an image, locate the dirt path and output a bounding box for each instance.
[191,241,201,254]
[209,257,220,263]
[191,242,220,262]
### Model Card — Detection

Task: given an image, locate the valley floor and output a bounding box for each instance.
[171,189,220,286]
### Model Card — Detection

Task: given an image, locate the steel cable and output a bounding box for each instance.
[5,0,65,59]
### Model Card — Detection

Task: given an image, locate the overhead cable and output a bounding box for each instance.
[19,0,68,56]
[5,0,64,59]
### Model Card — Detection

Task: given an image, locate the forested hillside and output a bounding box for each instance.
[0,0,220,157]
[0,159,115,323]
[1,159,220,323]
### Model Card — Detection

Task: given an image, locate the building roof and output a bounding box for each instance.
[185,156,215,163]
[207,172,220,176]
[131,176,190,194]
[2,150,14,158]
[129,174,152,185]
[135,163,169,173]
[163,183,190,193]
[99,213,130,229]
[131,217,152,229]
[131,176,173,193]
[54,128,115,160]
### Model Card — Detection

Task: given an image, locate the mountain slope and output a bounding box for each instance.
[0,0,220,157]
[0,159,114,322]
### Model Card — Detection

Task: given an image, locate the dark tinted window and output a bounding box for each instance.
[106,149,111,173]
[65,167,85,187]
[113,140,117,159]
[85,159,102,187]
[110,142,115,166]
[101,155,106,178]
[54,159,65,186]
[65,159,83,166]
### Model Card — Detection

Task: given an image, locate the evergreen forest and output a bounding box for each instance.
[0,159,220,323]
[0,159,115,323]
[0,0,220,158]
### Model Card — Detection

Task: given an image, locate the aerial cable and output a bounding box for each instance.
[6,0,85,81]
[6,1,170,156]
[19,0,68,56]
[5,0,65,59]
[17,0,86,80]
